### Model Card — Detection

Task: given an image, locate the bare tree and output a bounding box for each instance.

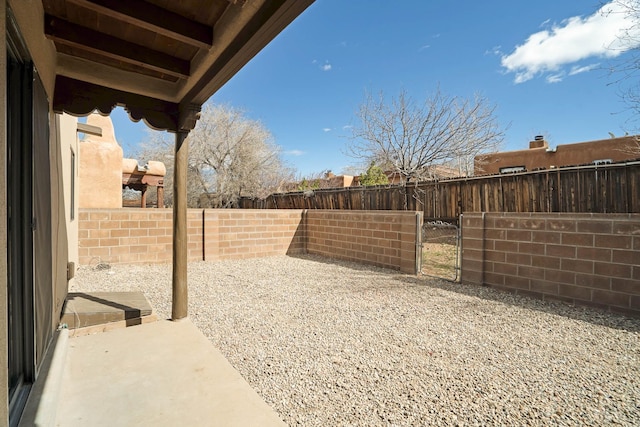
[136,104,295,207]
[604,1,640,125]
[346,87,506,181]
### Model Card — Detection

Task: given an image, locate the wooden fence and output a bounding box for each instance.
[237,161,640,222]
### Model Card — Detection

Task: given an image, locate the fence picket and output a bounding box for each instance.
[237,162,640,223]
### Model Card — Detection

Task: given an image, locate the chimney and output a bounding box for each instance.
[529,135,548,149]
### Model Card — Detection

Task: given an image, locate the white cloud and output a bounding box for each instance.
[419,44,430,51]
[546,73,564,83]
[313,59,332,71]
[501,1,640,83]
[569,63,600,75]
[342,125,353,130]
[485,45,502,56]
[285,150,305,156]
[323,128,332,132]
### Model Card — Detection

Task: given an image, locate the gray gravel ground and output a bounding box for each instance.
[73,255,640,426]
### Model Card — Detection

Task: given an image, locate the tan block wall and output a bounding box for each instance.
[79,209,306,265]
[461,213,640,315]
[205,209,305,260]
[79,209,422,274]
[78,209,203,265]
[306,210,422,274]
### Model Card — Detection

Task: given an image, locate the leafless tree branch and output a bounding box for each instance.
[346,87,506,181]
[136,104,295,207]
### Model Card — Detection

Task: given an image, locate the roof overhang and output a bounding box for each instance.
[42,0,314,131]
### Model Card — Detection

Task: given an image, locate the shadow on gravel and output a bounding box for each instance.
[396,274,640,333]
[288,253,401,274]
[286,254,640,332]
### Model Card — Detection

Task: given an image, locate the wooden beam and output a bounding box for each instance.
[65,0,213,49]
[172,131,189,320]
[76,122,102,136]
[57,44,180,83]
[181,0,314,106]
[45,14,190,79]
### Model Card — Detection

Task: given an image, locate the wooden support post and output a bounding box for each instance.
[157,185,164,208]
[172,131,189,320]
[140,185,148,208]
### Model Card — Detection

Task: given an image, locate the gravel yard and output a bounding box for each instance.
[74,255,640,426]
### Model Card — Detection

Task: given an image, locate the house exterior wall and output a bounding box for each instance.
[461,212,640,315]
[78,114,123,208]
[49,113,70,335]
[59,114,79,277]
[475,136,639,175]
[78,209,422,274]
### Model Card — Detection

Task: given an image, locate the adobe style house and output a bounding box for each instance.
[79,112,167,208]
[474,135,640,175]
[0,1,313,424]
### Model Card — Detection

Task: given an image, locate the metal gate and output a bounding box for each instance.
[421,219,460,281]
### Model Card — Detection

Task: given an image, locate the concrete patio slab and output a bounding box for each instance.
[55,319,286,427]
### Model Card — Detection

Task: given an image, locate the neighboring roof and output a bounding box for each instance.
[474,135,640,175]
[122,159,166,177]
[42,0,314,131]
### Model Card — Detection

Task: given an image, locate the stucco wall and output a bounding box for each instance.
[48,112,81,333]
[78,114,124,208]
[475,136,639,175]
[59,114,79,274]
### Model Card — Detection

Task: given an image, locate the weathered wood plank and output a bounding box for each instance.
[236,163,640,222]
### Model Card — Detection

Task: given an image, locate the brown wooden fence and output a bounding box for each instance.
[237,161,640,222]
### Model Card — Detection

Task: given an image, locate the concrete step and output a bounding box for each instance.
[61,292,156,333]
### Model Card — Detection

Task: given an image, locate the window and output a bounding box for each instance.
[499,166,526,174]
[593,159,612,166]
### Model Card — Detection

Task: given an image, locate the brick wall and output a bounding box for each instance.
[461,213,640,315]
[306,210,422,274]
[205,209,306,260]
[78,209,203,265]
[79,209,421,273]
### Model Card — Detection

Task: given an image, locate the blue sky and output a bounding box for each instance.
[111,0,640,177]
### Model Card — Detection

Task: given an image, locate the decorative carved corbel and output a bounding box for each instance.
[178,102,202,131]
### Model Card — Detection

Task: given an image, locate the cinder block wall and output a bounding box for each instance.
[306,210,422,274]
[78,209,203,265]
[204,209,306,260]
[461,213,640,315]
[79,209,421,273]
[79,209,304,265]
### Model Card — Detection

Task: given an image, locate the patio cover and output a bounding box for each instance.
[42,0,314,319]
